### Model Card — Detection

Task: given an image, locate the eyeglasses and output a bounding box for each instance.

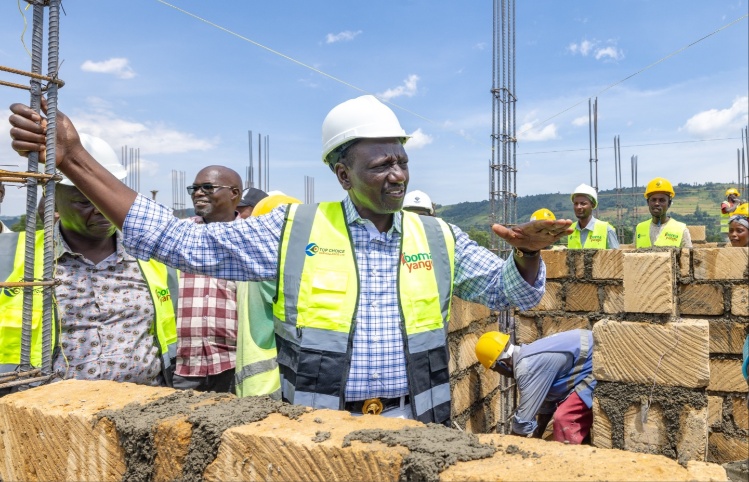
[186,183,234,195]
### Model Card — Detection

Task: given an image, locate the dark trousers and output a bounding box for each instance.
[172,369,235,393]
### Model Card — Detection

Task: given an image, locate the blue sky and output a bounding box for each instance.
[0,0,747,216]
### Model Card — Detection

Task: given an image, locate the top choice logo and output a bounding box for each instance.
[305,242,345,257]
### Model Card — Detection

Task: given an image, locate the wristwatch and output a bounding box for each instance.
[514,247,540,258]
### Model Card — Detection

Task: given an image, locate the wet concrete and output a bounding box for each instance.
[596,381,707,461]
[723,460,748,482]
[98,391,307,482]
[312,430,331,442]
[342,423,497,482]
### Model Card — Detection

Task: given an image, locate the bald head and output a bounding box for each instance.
[191,165,242,223]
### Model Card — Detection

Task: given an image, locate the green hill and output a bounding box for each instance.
[436,181,738,244]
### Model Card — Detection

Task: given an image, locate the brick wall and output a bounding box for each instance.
[516,246,748,465]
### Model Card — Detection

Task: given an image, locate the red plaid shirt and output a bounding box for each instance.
[175,216,238,376]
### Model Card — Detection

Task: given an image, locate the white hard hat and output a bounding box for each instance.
[403,190,434,215]
[59,133,127,185]
[570,183,598,208]
[321,95,410,169]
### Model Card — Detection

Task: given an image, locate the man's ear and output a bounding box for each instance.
[335,162,352,191]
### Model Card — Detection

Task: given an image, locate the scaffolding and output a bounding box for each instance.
[489,0,517,435]
[0,0,63,392]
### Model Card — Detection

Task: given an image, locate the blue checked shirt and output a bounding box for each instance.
[123,194,546,401]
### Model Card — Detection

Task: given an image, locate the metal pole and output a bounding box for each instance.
[248,130,253,189]
[20,2,46,372]
[588,98,593,187]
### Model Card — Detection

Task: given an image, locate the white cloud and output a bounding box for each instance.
[72,98,216,155]
[517,122,558,142]
[378,74,419,101]
[406,128,433,149]
[682,96,748,136]
[595,46,623,61]
[474,42,487,50]
[568,39,623,62]
[571,115,589,127]
[81,58,136,79]
[325,30,362,44]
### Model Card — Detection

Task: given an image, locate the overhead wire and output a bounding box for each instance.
[155,0,442,127]
[518,136,742,156]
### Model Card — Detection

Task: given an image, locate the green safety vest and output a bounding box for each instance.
[720,207,733,234]
[567,220,611,249]
[273,202,455,424]
[234,280,281,399]
[0,230,179,383]
[635,219,686,248]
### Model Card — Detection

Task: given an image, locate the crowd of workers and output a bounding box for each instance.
[1,94,747,447]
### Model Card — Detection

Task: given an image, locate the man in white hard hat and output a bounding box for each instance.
[475,329,596,444]
[402,189,434,216]
[567,184,619,249]
[9,96,572,423]
[0,133,179,395]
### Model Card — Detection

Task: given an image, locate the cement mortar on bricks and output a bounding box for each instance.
[594,381,708,461]
[592,249,625,279]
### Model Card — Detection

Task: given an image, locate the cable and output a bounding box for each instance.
[518,137,742,156]
[518,14,749,137]
[154,0,442,127]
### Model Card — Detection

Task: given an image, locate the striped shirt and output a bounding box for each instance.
[123,194,546,400]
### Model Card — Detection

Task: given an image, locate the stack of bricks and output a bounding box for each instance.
[515,245,748,466]
[446,297,504,433]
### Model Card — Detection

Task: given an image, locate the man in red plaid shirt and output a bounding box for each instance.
[172,165,243,393]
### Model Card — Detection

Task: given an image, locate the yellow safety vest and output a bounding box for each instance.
[273,202,455,424]
[720,203,735,234]
[234,280,281,398]
[567,220,611,249]
[0,231,179,382]
[635,219,686,248]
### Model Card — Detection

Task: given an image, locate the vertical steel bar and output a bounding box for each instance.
[20,3,46,371]
[41,0,61,375]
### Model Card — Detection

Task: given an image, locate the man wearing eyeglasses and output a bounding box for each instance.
[9,96,571,424]
[172,167,243,393]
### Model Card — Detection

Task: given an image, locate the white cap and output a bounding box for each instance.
[266,190,285,196]
[403,190,434,215]
[321,95,410,168]
[570,183,598,208]
[59,133,127,186]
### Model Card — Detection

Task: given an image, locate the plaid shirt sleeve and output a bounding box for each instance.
[122,194,283,281]
[451,223,546,311]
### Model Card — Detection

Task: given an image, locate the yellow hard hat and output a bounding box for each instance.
[726,188,740,197]
[734,203,749,217]
[530,208,556,221]
[251,194,302,217]
[644,177,675,199]
[475,331,511,369]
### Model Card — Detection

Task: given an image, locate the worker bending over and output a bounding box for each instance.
[476,329,596,444]
[567,184,619,249]
[636,177,692,248]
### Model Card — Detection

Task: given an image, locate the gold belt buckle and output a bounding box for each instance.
[362,398,383,415]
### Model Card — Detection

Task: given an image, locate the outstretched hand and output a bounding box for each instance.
[492,219,573,252]
[9,97,81,170]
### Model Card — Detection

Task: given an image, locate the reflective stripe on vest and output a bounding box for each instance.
[0,231,53,371]
[720,211,730,234]
[136,259,179,379]
[635,219,685,248]
[273,203,455,423]
[567,220,610,249]
[234,280,281,399]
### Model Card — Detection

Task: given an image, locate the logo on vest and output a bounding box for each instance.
[664,232,679,241]
[401,251,433,272]
[589,235,603,242]
[305,242,345,257]
[155,288,171,304]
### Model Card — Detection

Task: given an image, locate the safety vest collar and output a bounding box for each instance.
[343,195,403,234]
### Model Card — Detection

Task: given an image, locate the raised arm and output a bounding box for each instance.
[9,100,135,228]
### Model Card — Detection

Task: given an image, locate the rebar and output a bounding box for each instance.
[20,2,46,372]
[490,0,517,435]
